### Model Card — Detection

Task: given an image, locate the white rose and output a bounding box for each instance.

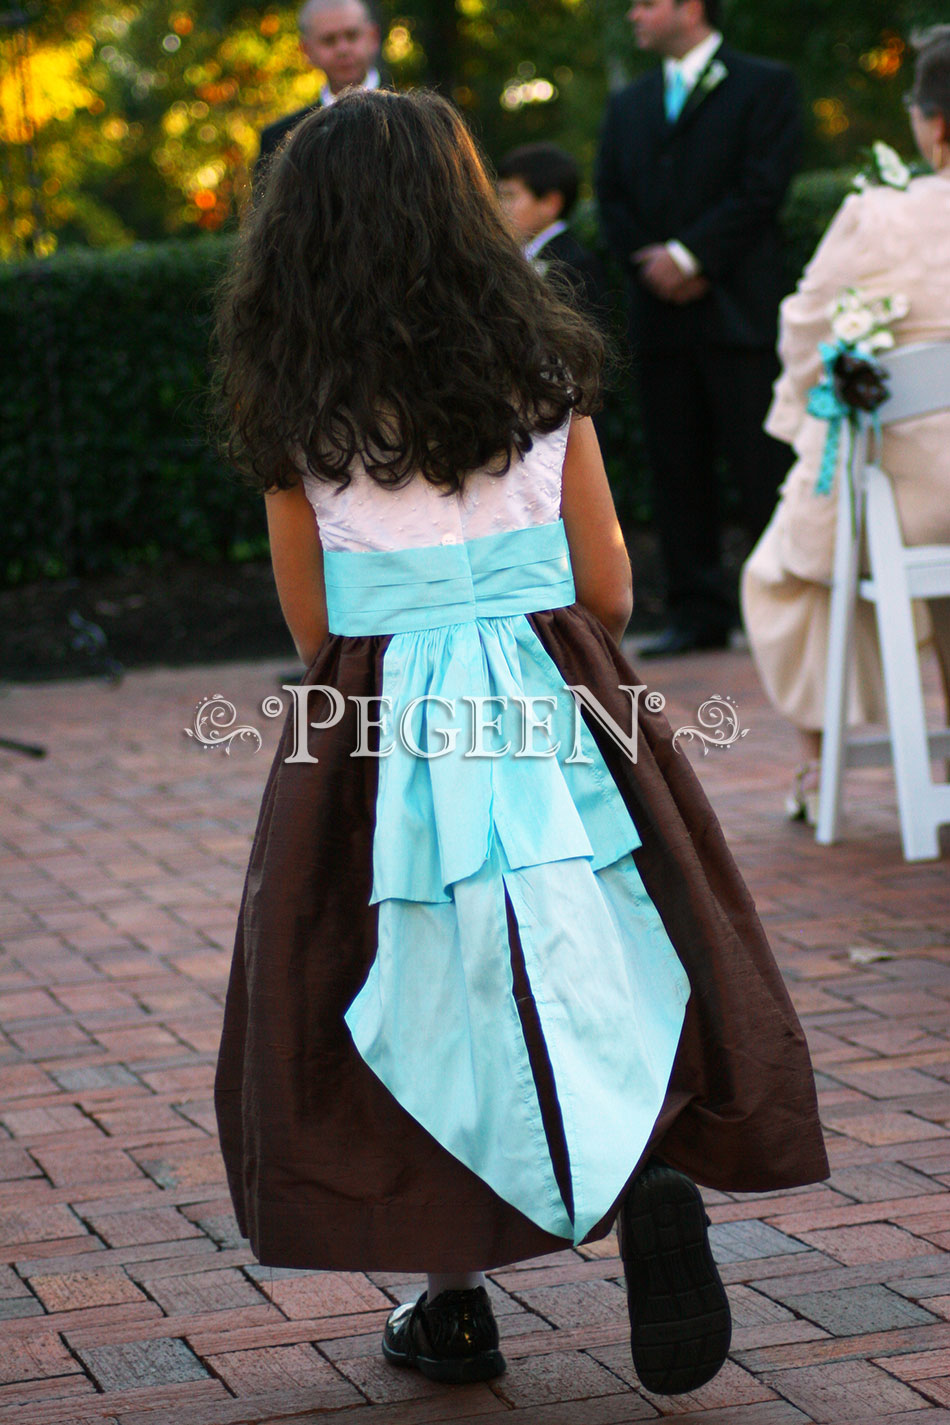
[872,141,910,189]
[880,162,909,189]
[888,293,910,320]
[866,329,895,352]
[852,173,869,192]
[832,309,875,343]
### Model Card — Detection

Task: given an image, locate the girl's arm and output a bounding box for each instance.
[560,415,633,643]
[264,482,329,667]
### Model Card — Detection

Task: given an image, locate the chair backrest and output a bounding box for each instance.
[877,341,950,426]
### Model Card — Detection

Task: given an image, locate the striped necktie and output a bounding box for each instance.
[665,68,688,123]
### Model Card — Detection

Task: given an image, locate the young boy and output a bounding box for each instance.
[497,143,607,321]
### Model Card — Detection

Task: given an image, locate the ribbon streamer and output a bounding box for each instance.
[807,341,853,496]
[807,340,886,505]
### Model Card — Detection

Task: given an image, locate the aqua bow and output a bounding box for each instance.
[806,341,853,496]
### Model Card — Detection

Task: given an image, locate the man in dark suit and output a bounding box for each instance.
[497,144,608,322]
[256,0,383,188]
[596,0,801,657]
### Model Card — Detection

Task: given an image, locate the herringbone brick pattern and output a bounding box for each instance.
[1,645,948,1424]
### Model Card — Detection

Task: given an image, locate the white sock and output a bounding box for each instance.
[426,1271,487,1300]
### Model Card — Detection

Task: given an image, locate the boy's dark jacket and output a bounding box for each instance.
[535,228,609,324]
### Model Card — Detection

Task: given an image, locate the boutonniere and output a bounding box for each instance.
[698,58,728,98]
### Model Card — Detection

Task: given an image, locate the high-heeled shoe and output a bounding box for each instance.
[786,762,820,827]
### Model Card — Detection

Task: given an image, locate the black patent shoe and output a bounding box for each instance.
[619,1161,731,1395]
[382,1286,506,1384]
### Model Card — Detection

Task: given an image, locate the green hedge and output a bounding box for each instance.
[0,168,853,587]
[781,166,854,281]
[0,235,264,587]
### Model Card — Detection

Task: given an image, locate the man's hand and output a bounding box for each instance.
[634,245,709,304]
[668,275,711,305]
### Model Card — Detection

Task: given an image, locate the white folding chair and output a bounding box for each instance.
[816,341,950,861]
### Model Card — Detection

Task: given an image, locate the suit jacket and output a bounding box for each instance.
[595,45,801,352]
[535,228,609,324]
[257,104,321,177]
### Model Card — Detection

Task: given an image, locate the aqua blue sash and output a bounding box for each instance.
[324,519,576,634]
[330,521,689,1243]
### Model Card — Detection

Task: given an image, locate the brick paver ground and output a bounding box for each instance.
[1,643,949,1425]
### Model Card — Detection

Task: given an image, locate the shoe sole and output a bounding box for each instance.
[382,1337,506,1384]
[620,1162,731,1395]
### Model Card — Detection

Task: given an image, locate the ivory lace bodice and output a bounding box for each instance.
[301,421,569,552]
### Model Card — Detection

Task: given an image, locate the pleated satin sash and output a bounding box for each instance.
[323,519,577,635]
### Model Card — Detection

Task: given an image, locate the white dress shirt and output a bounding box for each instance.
[662,32,723,278]
[320,66,380,107]
[662,31,723,100]
[524,220,568,263]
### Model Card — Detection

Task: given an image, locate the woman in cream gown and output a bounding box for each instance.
[741,28,950,814]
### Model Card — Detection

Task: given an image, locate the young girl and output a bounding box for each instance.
[213,89,827,1396]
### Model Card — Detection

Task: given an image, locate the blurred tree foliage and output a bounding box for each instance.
[1,0,947,257]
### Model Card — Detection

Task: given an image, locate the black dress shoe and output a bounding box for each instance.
[619,1161,731,1395]
[637,625,731,659]
[382,1286,506,1384]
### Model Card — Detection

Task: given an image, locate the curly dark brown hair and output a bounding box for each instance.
[212,88,604,493]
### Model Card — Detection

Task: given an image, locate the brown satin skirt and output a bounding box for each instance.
[214,605,828,1271]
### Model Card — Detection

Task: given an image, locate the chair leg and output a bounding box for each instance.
[878,605,940,859]
[866,470,942,861]
[816,481,861,846]
[815,646,849,845]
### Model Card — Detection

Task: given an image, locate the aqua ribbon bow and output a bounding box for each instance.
[806,341,852,496]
